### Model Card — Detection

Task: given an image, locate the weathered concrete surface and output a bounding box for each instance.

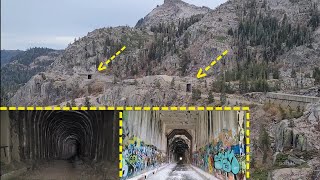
[266,92,320,109]
[191,165,220,180]
[126,164,169,180]
[147,163,211,180]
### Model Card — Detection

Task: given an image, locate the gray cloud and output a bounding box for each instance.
[1,0,227,50]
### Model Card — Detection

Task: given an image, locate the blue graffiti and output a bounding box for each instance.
[231,144,246,155]
[214,150,240,174]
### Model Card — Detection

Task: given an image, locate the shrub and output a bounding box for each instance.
[155,80,161,89]
[84,97,91,107]
[170,78,175,89]
[259,125,270,163]
[192,88,201,101]
[208,90,214,104]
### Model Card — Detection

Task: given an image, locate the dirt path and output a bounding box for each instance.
[9,160,118,180]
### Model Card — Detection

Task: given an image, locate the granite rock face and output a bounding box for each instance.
[136,0,210,28]
[275,102,320,152]
[7,0,320,106]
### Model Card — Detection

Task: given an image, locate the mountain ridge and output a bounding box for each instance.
[6,0,320,107]
[135,0,211,28]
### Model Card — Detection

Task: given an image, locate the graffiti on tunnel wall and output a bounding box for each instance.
[214,149,240,174]
[192,135,246,179]
[121,111,165,179]
[121,136,165,179]
[193,114,247,180]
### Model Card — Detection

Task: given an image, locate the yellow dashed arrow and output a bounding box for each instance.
[196,50,228,79]
[98,46,126,71]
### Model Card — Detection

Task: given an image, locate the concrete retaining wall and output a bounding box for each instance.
[266,93,320,103]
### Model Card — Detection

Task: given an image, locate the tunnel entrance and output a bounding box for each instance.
[2,110,119,179]
[167,129,192,165]
[186,84,191,92]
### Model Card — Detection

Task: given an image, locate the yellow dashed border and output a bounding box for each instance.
[0,106,250,179]
[0,106,250,111]
[119,111,123,178]
[246,112,250,178]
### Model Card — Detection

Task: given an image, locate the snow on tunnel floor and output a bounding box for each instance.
[148,163,204,180]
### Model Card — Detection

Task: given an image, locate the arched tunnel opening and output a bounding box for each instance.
[120,110,247,179]
[170,136,190,164]
[1,110,119,179]
[167,129,192,165]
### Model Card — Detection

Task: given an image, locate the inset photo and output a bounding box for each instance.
[0,110,119,180]
[121,110,247,180]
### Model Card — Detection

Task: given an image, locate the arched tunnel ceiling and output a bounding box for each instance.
[170,137,189,154]
[167,129,193,163]
[159,111,198,130]
[169,135,190,154]
[9,110,118,162]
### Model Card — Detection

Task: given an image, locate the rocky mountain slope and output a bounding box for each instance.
[2,0,320,179]
[136,0,210,28]
[7,0,320,107]
[0,50,23,67]
[1,48,62,105]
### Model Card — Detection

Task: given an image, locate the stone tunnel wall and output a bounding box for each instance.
[193,111,247,180]
[5,110,119,164]
[121,111,166,179]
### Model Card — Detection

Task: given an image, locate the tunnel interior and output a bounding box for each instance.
[7,110,119,163]
[167,129,192,164]
[170,136,190,164]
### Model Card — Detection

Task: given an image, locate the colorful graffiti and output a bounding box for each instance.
[193,141,246,179]
[214,149,240,174]
[121,136,165,179]
[121,111,165,179]
[192,112,247,180]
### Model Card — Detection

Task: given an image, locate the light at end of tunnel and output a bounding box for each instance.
[179,157,182,161]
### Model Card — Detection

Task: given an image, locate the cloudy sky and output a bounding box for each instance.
[1,0,227,50]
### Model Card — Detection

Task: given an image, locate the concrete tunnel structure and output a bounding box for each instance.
[122,110,247,179]
[0,110,119,179]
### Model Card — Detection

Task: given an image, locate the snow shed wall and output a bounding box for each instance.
[121,111,166,179]
[193,111,246,180]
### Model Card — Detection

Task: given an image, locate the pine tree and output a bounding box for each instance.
[192,88,201,101]
[291,69,297,78]
[259,125,270,163]
[84,97,91,107]
[239,74,249,94]
[220,91,226,105]
[183,33,189,49]
[227,28,234,36]
[170,78,175,89]
[70,98,76,107]
[155,80,161,89]
[313,67,320,84]
[208,90,214,104]
[273,68,280,79]
[179,52,191,76]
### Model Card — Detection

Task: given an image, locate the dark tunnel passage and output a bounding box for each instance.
[1,110,120,179]
[167,129,192,164]
[170,137,189,164]
[8,110,119,163]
